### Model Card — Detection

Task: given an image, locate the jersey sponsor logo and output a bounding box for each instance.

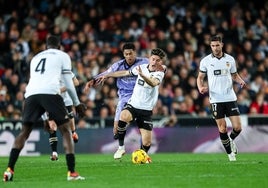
[138,79,145,86]
[214,69,228,76]
[214,70,221,75]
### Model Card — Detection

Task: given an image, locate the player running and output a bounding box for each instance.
[98,48,167,162]
[84,42,148,139]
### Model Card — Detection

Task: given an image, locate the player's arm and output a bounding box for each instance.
[62,72,80,106]
[138,66,162,87]
[95,70,130,84]
[62,72,87,117]
[197,71,208,94]
[72,74,79,86]
[84,68,112,92]
[60,74,79,93]
[231,72,246,88]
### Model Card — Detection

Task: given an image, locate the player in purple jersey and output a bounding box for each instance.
[85,43,149,139]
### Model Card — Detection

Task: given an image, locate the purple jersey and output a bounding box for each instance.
[96,57,148,121]
[97,57,149,99]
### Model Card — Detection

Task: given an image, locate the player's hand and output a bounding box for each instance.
[240,81,246,88]
[84,79,96,93]
[84,78,103,93]
[75,103,87,118]
[199,86,208,94]
[156,64,166,72]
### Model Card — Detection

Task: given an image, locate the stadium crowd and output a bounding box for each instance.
[0,0,268,123]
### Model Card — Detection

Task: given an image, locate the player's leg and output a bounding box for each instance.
[113,99,127,140]
[138,111,153,163]
[114,108,133,159]
[46,95,84,180]
[227,102,242,155]
[228,115,242,154]
[139,129,153,163]
[48,128,58,160]
[43,112,59,160]
[66,106,78,143]
[44,118,59,160]
[215,118,236,161]
[70,117,79,143]
[113,121,119,139]
[4,95,42,181]
[212,102,235,161]
[140,129,152,153]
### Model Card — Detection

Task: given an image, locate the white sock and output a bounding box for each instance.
[119,145,125,150]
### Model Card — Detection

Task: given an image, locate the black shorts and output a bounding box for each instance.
[23,94,69,125]
[124,104,153,131]
[66,105,74,119]
[210,101,240,119]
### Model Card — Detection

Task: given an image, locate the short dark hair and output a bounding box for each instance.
[46,35,60,49]
[122,42,135,51]
[210,35,222,42]
[151,48,167,62]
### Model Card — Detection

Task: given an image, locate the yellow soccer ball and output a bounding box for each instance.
[131,149,147,164]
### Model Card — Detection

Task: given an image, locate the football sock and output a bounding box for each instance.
[8,148,21,171]
[219,132,232,154]
[141,145,150,153]
[49,131,58,152]
[230,129,241,140]
[66,153,75,173]
[117,120,127,146]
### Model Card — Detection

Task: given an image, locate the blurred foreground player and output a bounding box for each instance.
[3,35,86,181]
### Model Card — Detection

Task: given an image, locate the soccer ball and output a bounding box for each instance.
[131,149,148,164]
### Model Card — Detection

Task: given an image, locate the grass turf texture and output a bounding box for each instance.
[1,153,268,188]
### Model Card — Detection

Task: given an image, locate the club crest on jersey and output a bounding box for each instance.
[226,62,230,67]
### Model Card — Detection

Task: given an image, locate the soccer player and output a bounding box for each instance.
[197,35,246,161]
[98,48,167,161]
[3,35,86,181]
[43,72,80,161]
[84,42,149,139]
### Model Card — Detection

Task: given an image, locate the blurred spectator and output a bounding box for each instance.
[249,91,268,114]
[0,0,268,121]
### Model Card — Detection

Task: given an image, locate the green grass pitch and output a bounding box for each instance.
[1,153,268,188]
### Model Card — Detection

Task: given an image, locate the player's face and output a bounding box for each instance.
[210,41,223,57]
[123,49,136,65]
[148,55,162,71]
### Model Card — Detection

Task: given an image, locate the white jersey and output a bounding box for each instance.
[128,64,164,111]
[199,53,237,103]
[25,48,72,98]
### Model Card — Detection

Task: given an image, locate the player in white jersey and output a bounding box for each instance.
[43,72,80,161]
[197,35,246,161]
[3,35,86,182]
[98,48,167,162]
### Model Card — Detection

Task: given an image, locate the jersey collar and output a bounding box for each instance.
[211,53,225,59]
